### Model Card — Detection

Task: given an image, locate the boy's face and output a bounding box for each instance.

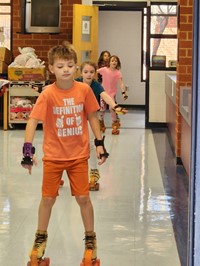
[49,58,77,81]
[81,64,95,85]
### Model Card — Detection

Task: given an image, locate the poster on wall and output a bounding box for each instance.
[82,16,91,41]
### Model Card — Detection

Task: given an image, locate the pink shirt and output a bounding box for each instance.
[98,67,122,97]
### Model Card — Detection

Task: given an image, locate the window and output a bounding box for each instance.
[0,0,11,49]
[150,4,177,67]
[142,4,177,79]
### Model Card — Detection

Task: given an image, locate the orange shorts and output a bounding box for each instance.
[42,158,89,197]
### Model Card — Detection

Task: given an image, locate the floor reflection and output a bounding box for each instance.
[152,128,189,266]
[0,111,188,266]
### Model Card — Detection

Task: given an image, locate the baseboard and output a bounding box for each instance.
[146,122,167,128]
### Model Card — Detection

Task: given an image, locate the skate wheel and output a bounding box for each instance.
[89,182,95,191]
[112,131,119,135]
[95,183,99,191]
[81,249,93,265]
[60,179,64,187]
[39,257,50,266]
[89,183,99,191]
[93,259,100,266]
[80,257,100,266]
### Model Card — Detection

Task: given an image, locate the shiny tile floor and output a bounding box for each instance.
[0,110,188,266]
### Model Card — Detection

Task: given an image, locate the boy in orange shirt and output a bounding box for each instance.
[21,42,108,266]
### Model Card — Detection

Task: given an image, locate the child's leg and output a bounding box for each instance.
[68,159,97,261]
[29,161,62,263]
[110,106,117,122]
[75,195,97,261]
[99,98,106,132]
[37,197,56,230]
[110,107,120,135]
[75,195,94,232]
[29,198,56,265]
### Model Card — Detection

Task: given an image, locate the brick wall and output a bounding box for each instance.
[176,0,193,157]
[12,0,81,68]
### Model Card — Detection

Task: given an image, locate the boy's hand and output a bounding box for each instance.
[96,146,107,165]
[21,156,37,175]
[21,143,37,175]
[94,136,109,165]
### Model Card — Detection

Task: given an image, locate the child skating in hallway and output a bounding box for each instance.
[21,42,108,266]
[76,61,127,191]
[97,50,111,83]
[97,55,128,134]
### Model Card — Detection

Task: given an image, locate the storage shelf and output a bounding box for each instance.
[7,81,45,127]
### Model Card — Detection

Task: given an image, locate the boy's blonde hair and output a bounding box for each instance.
[48,41,77,65]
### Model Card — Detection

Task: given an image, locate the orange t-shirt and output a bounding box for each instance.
[29,81,100,161]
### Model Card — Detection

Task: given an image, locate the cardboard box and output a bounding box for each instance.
[8,67,46,81]
[0,61,8,74]
[0,47,12,65]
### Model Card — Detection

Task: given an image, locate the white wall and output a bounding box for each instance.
[149,70,176,122]
[98,11,145,106]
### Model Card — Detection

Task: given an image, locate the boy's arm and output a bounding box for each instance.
[100,91,117,109]
[87,112,108,165]
[21,118,39,174]
[100,91,128,114]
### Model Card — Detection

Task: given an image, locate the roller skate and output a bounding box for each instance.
[99,120,106,133]
[112,121,120,135]
[89,169,100,191]
[116,114,121,128]
[80,232,100,266]
[27,230,50,266]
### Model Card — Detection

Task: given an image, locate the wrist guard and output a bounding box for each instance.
[122,91,128,100]
[21,142,35,166]
[94,136,109,159]
[114,104,127,115]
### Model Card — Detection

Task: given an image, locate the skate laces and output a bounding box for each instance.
[33,233,47,249]
[84,234,96,250]
[90,169,100,182]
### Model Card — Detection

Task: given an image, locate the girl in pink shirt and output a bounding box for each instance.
[97,55,128,134]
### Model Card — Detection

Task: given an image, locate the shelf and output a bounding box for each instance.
[8,83,41,125]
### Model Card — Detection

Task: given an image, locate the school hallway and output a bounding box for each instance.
[0,110,188,266]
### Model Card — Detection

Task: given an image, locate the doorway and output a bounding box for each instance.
[98,10,146,107]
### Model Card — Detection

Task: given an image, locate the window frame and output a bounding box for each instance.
[0,0,12,50]
[148,2,178,70]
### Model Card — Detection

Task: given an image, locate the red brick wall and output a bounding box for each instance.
[12,0,81,67]
[176,0,193,157]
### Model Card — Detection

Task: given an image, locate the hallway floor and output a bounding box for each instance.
[0,110,188,266]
